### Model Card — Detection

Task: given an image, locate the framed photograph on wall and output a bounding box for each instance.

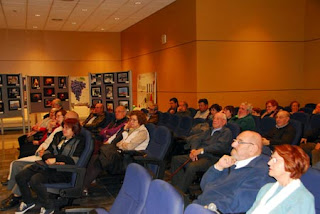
[44,98,54,108]
[92,99,102,106]
[44,77,55,86]
[0,103,4,113]
[7,87,20,99]
[118,100,129,110]
[58,77,67,89]
[117,86,129,97]
[117,72,128,83]
[105,85,113,99]
[57,92,69,101]
[30,93,42,102]
[9,100,21,111]
[44,88,55,97]
[0,89,2,101]
[91,87,101,97]
[31,77,40,89]
[106,101,114,113]
[91,74,97,85]
[7,75,20,86]
[0,75,2,86]
[96,74,102,85]
[104,73,114,84]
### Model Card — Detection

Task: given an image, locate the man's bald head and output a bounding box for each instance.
[231,131,262,161]
[65,111,79,120]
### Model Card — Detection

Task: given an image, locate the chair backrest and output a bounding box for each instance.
[252,115,261,133]
[174,116,193,137]
[225,123,241,139]
[167,114,180,131]
[301,168,320,214]
[309,114,320,130]
[184,204,214,214]
[300,107,314,114]
[259,117,276,136]
[188,108,197,118]
[109,163,152,214]
[146,126,171,159]
[145,123,156,138]
[141,179,184,214]
[289,119,302,145]
[291,112,310,127]
[305,103,317,109]
[158,112,171,126]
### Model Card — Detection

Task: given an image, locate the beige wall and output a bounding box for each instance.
[196,0,307,108]
[121,0,197,111]
[303,0,320,105]
[0,29,122,76]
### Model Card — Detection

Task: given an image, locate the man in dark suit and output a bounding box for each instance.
[171,112,233,193]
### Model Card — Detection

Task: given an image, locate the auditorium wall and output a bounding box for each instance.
[0,30,122,76]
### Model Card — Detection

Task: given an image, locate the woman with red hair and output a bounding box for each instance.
[247,145,315,214]
[261,99,279,118]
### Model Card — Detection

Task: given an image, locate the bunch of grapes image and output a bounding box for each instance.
[71,80,86,101]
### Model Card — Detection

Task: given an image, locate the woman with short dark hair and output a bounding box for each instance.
[247,145,315,214]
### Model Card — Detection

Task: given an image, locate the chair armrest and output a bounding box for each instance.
[48,164,84,173]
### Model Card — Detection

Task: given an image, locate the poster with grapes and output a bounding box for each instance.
[27,76,70,113]
[70,76,89,106]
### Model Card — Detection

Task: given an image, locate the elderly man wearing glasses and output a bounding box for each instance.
[194,131,274,214]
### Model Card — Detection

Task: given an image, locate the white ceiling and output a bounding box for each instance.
[0,0,176,32]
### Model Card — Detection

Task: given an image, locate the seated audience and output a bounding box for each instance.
[290,101,300,114]
[261,110,296,150]
[0,111,78,211]
[229,102,255,131]
[312,103,320,115]
[42,98,63,119]
[82,103,107,136]
[247,145,315,214]
[222,105,235,121]
[167,97,179,114]
[252,107,262,116]
[207,104,221,120]
[194,99,209,119]
[92,106,128,154]
[83,110,150,193]
[194,131,274,213]
[146,103,159,124]
[15,118,85,214]
[171,112,232,193]
[261,99,279,118]
[300,127,320,165]
[18,108,59,158]
[176,101,192,117]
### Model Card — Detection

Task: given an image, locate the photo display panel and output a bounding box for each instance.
[89,71,132,112]
[0,74,24,119]
[28,76,70,113]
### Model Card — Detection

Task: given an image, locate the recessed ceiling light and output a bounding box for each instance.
[72,22,77,25]
[52,18,63,22]
[135,1,141,5]
[114,17,120,20]
[81,9,88,12]
[33,26,38,29]
[101,28,105,31]
[35,14,40,17]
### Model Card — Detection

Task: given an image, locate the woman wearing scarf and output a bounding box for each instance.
[247,145,315,214]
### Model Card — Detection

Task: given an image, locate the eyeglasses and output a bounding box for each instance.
[129,118,138,122]
[270,157,277,163]
[233,139,254,145]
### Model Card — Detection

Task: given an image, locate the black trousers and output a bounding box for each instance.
[18,135,40,158]
[15,164,71,209]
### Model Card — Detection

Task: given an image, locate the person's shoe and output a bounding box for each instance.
[40,207,54,214]
[15,202,35,214]
[0,194,21,210]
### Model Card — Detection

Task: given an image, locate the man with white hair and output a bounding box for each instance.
[171,112,233,193]
[229,102,255,131]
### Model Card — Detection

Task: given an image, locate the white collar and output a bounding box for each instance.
[234,156,258,169]
[251,179,301,214]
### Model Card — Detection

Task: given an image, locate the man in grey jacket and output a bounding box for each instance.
[171,112,233,193]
